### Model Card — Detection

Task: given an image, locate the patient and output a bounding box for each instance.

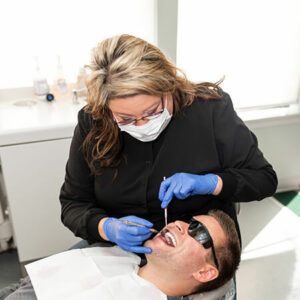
[141,210,241,297]
[0,210,240,300]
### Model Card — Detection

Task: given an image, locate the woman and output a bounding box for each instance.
[60,34,277,255]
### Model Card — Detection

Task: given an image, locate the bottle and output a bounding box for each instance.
[76,67,87,91]
[55,55,68,95]
[33,56,49,97]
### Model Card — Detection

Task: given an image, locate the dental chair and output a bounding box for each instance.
[167,277,235,300]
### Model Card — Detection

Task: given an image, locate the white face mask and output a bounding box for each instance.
[116,96,172,142]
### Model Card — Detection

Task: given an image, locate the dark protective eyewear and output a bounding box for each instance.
[188,218,219,269]
[114,96,164,126]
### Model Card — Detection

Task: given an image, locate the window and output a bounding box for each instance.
[177,0,300,110]
[0,0,156,89]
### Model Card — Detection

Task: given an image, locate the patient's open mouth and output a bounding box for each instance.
[160,228,177,247]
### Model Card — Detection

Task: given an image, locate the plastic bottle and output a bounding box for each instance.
[33,56,49,97]
[55,55,68,94]
[76,66,87,91]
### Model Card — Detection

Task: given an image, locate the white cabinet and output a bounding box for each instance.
[0,97,85,262]
[0,138,80,262]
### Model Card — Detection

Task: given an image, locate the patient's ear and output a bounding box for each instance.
[192,265,219,283]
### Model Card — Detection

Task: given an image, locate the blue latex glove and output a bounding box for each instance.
[103,215,153,253]
[159,173,218,209]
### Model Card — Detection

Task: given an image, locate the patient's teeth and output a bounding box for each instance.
[165,232,176,247]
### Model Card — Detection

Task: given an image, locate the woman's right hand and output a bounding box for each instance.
[102,216,154,253]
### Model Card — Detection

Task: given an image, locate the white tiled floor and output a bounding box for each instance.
[237,197,300,299]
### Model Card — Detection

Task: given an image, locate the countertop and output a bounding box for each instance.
[0,97,86,146]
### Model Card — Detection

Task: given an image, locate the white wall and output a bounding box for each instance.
[157,0,178,63]
[0,0,157,89]
[249,122,300,192]
[157,0,300,192]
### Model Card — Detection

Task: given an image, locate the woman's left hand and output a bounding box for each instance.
[159,173,219,208]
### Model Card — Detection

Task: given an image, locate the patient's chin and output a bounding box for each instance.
[144,239,152,247]
[144,236,159,250]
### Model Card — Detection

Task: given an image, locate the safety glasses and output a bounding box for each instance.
[112,96,164,126]
[188,218,219,269]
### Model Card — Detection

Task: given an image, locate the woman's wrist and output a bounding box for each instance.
[98,217,109,241]
[212,175,223,196]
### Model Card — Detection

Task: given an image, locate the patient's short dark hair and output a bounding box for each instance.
[191,210,241,294]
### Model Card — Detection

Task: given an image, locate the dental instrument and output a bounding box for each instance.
[163,176,167,226]
[119,220,158,233]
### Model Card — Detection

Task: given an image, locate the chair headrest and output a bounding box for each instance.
[188,278,235,300]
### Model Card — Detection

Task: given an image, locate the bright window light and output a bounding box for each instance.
[177,0,300,109]
[0,0,156,89]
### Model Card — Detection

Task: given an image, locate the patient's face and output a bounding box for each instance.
[144,215,225,274]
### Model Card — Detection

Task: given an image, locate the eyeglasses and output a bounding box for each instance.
[188,218,219,269]
[113,96,164,126]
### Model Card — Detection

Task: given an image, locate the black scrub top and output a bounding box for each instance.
[59,91,278,243]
